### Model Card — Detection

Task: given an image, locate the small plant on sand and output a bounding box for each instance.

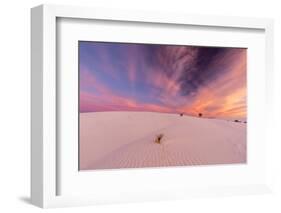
[198,113,203,117]
[154,134,164,144]
[234,119,240,123]
[180,113,184,116]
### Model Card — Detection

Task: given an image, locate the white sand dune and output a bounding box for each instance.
[79,112,246,170]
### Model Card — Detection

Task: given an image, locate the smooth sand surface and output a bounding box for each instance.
[79,112,246,170]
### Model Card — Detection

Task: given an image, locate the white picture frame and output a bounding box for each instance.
[31,4,274,208]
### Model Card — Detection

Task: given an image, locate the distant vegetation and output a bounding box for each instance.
[234,119,247,123]
[179,112,203,118]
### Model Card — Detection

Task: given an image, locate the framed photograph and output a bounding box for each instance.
[31,4,274,208]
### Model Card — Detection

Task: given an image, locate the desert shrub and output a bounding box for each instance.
[198,113,203,117]
[154,134,164,144]
[180,113,184,116]
[234,119,240,122]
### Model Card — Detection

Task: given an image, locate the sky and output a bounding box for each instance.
[79,41,247,120]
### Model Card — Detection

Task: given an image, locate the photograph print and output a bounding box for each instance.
[79,41,247,170]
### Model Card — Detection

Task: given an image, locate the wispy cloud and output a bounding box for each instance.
[79,42,247,119]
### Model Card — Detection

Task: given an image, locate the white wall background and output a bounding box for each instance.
[0,0,280,212]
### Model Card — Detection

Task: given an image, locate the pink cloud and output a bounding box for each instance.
[178,50,247,119]
[80,45,246,120]
[80,67,113,96]
[80,91,172,113]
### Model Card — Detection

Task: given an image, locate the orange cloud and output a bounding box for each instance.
[80,43,246,120]
[179,50,247,119]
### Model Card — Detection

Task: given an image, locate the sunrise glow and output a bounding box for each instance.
[79,42,246,120]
